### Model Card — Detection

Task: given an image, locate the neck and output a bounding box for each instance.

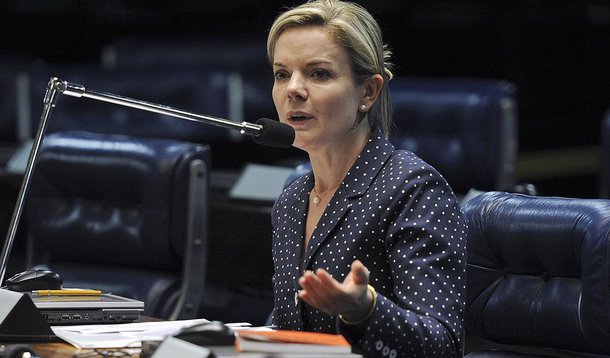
[309,128,370,191]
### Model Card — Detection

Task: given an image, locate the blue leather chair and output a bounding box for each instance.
[282,78,523,198]
[462,191,610,357]
[25,131,211,320]
[389,77,519,196]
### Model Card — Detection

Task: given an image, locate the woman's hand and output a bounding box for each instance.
[298,260,374,322]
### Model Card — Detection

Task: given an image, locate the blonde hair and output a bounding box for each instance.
[267,0,394,137]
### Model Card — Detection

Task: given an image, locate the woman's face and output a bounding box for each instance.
[272,25,367,152]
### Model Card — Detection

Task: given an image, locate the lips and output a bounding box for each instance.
[286,111,313,123]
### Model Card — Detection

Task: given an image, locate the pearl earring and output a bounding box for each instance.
[360,105,367,111]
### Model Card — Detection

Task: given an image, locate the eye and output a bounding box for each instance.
[274,70,289,81]
[311,69,330,80]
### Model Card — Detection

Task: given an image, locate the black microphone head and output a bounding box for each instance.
[253,118,295,148]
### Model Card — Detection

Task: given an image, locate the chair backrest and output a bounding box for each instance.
[462,191,610,356]
[281,78,519,196]
[389,77,518,195]
[25,131,211,320]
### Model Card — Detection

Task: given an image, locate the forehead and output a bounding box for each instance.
[273,25,349,65]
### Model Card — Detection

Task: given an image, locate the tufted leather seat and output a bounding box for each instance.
[462,191,610,357]
[283,78,521,198]
[389,78,519,196]
[25,131,211,320]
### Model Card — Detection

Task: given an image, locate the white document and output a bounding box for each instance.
[51,319,253,349]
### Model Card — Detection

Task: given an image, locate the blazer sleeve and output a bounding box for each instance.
[339,160,468,358]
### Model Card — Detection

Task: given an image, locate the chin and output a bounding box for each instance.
[291,134,312,152]
[292,140,308,152]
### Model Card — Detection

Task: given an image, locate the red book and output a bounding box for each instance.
[235,329,352,355]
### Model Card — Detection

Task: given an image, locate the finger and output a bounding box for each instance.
[300,271,332,301]
[314,268,341,289]
[298,271,325,301]
[299,271,336,312]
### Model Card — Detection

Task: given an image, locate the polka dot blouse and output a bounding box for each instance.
[270,129,467,358]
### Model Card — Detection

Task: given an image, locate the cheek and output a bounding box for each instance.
[321,92,359,121]
[271,85,279,104]
[271,86,283,110]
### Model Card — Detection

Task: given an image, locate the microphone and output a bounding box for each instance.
[59,79,295,148]
[253,118,295,148]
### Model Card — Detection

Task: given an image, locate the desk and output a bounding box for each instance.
[9,341,247,357]
[28,341,208,357]
[16,342,358,357]
[31,342,86,358]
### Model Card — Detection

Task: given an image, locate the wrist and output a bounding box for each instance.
[339,284,377,325]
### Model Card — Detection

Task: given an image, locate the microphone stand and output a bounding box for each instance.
[0,76,290,285]
[0,78,59,285]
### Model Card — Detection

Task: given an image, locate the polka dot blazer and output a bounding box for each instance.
[270,129,467,358]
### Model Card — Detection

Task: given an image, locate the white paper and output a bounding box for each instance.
[51,319,253,349]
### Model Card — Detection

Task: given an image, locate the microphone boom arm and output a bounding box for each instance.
[0,76,291,285]
[58,79,263,137]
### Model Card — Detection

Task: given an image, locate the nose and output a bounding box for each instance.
[286,73,307,101]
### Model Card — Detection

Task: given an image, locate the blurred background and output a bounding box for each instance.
[1,0,609,324]
[1,0,609,196]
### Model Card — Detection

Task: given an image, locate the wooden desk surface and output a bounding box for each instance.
[21,342,274,357]
[32,342,92,357]
[4,342,141,358]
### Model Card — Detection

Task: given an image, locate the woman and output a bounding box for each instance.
[268,1,467,357]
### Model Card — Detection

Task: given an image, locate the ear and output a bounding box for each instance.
[360,74,384,109]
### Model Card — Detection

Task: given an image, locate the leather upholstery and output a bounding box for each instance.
[462,191,610,356]
[283,78,520,197]
[389,78,518,194]
[25,131,211,319]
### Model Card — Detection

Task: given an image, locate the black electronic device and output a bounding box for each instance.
[4,269,63,292]
[0,289,55,341]
[174,321,235,346]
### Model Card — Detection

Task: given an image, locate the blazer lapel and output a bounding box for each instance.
[302,130,394,271]
[278,174,312,330]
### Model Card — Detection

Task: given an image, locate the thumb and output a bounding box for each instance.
[350,260,369,286]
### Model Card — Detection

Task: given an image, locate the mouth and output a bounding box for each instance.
[286,112,313,123]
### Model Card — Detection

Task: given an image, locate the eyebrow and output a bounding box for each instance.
[273,59,333,68]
